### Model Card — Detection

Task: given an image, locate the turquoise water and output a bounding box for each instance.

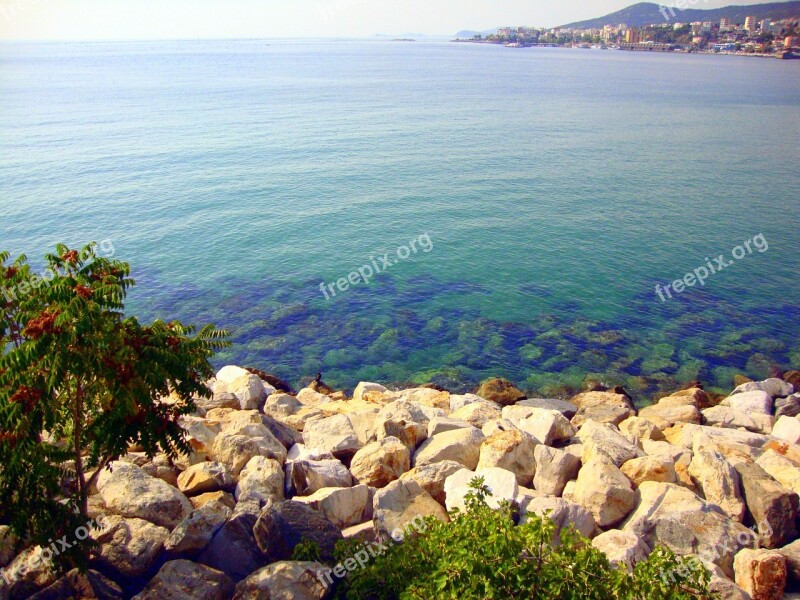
[1,40,799,401]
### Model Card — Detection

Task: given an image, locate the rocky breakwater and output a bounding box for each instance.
[2,366,800,599]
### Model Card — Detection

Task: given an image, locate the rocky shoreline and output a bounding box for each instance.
[2,367,799,599]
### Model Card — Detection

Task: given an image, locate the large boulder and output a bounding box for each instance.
[352,382,387,402]
[638,404,702,429]
[573,462,636,528]
[233,561,330,600]
[477,429,537,487]
[196,509,265,582]
[164,499,232,557]
[399,460,464,506]
[517,409,576,445]
[443,467,518,512]
[97,462,193,529]
[702,405,774,434]
[177,462,234,497]
[350,437,410,488]
[211,431,287,477]
[570,391,635,423]
[475,378,526,406]
[302,414,362,461]
[372,479,449,541]
[733,549,787,600]
[591,530,650,571]
[772,416,800,445]
[516,398,577,418]
[235,456,285,504]
[263,392,303,418]
[687,447,746,522]
[620,454,676,488]
[756,449,800,495]
[618,416,666,442]
[374,400,440,451]
[532,445,580,496]
[285,459,353,497]
[92,515,169,578]
[521,497,596,543]
[724,390,773,414]
[664,422,770,450]
[412,427,485,470]
[777,539,800,588]
[27,568,123,600]
[576,420,641,467]
[2,546,57,599]
[427,416,474,437]
[731,378,793,399]
[449,401,502,428]
[775,394,800,419]
[254,500,343,564]
[622,482,755,577]
[734,461,799,548]
[132,560,235,600]
[293,485,371,529]
[214,365,272,410]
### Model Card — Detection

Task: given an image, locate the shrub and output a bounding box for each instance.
[334,478,715,599]
[0,244,228,570]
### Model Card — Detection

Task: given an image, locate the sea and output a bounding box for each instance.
[1,39,799,402]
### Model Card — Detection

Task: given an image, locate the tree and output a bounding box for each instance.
[0,244,229,569]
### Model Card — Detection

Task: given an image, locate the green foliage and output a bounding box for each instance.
[292,539,322,562]
[335,477,715,600]
[0,244,229,570]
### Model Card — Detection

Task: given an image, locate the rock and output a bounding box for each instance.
[731,378,793,399]
[449,393,486,412]
[481,418,520,437]
[296,387,330,405]
[724,390,774,414]
[27,569,123,600]
[702,405,774,434]
[399,460,464,506]
[517,409,576,445]
[444,467,518,512]
[293,485,370,528]
[261,414,304,450]
[352,382,388,402]
[132,560,235,600]
[517,398,577,418]
[302,414,362,461]
[521,497,596,543]
[570,391,634,417]
[532,445,581,496]
[449,401,502,428]
[97,462,193,529]
[190,491,236,511]
[733,549,787,600]
[196,391,240,413]
[777,539,800,586]
[389,388,451,411]
[412,427,485,470]
[235,456,285,504]
[214,365,271,410]
[177,462,234,497]
[576,420,641,467]
[427,416,473,437]
[0,526,15,569]
[2,546,57,599]
[618,416,665,441]
[211,431,287,477]
[196,510,264,582]
[622,482,756,577]
[734,461,799,548]
[698,558,753,600]
[233,561,329,600]
[638,403,702,429]
[756,449,800,494]
[573,462,636,528]
[287,444,334,462]
[655,388,712,410]
[571,403,634,427]
[772,416,800,444]
[475,378,526,406]
[350,437,410,488]
[165,500,231,557]
[92,515,168,578]
[373,479,449,541]
[591,530,650,571]
[664,422,770,450]
[763,440,800,465]
[775,394,800,419]
[285,459,352,497]
[620,454,676,487]
[477,429,537,486]
[254,500,343,564]
[263,393,303,418]
[688,447,746,521]
[141,454,181,488]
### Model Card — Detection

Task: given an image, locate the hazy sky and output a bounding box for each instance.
[0,0,775,41]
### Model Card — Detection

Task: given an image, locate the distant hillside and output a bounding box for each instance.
[454,28,499,38]
[560,1,800,29]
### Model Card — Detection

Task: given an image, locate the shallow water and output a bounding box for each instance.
[1,40,799,401]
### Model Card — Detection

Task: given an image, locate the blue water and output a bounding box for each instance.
[2,39,799,401]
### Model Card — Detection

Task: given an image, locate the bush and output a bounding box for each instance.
[0,244,228,570]
[334,478,715,599]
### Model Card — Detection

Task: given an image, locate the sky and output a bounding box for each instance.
[0,0,777,41]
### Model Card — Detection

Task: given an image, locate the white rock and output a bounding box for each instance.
[286,444,333,462]
[733,548,787,600]
[293,485,370,529]
[296,387,330,405]
[450,393,486,412]
[350,437,410,488]
[373,479,448,540]
[285,459,353,497]
[93,515,169,577]
[133,559,235,600]
[177,462,234,497]
[477,429,538,487]
[352,382,387,402]
[517,409,575,445]
[591,530,650,571]
[771,416,800,444]
[573,461,636,528]
[263,393,303,418]
[520,496,596,543]
[211,431,287,476]
[620,454,677,488]
[164,500,232,556]
[427,416,473,437]
[413,427,485,470]
[98,462,193,529]
[444,467,518,512]
[533,445,581,496]
[214,366,270,410]
[756,449,800,494]
[235,456,285,503]
[687,447,746,522]
[399,460,464,506]
[576,420,641,467]
[731,378,793,400]
[702,405,774,434]
[449,401,502,429]
[233,561,329,600]
[302,413,362,460]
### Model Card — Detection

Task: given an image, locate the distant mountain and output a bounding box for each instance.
[559,1,800,29]
[454,28,499,39]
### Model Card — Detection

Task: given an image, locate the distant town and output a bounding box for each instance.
[457,15,800,59]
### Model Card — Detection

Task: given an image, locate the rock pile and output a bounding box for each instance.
[1,368,799,599]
